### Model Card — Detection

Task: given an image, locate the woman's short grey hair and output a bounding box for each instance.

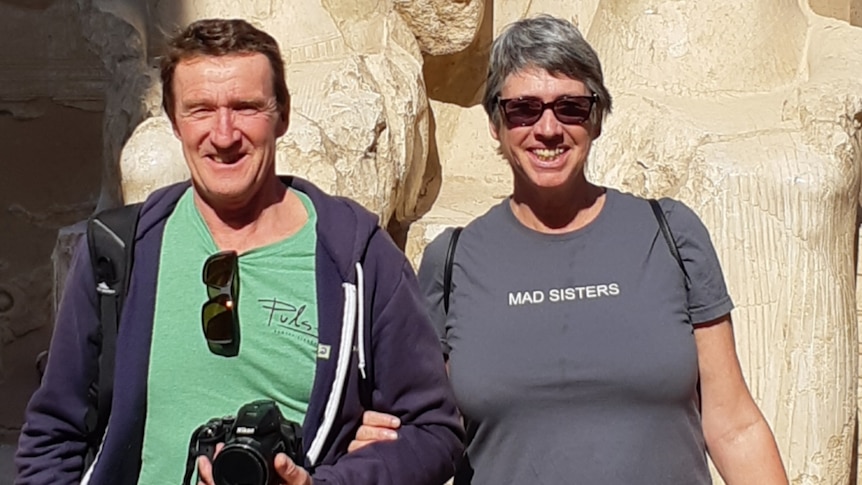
[483,15,612,134]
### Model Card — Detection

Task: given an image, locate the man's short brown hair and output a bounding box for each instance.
[160,18,290,122]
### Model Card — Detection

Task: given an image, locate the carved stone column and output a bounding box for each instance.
[586,2,862,483]
[75,0,161,210]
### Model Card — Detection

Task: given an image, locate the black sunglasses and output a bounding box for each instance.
[497,94,597,127]
[201,250,240,357]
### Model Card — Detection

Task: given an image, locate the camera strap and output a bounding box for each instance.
[181,424,209,485]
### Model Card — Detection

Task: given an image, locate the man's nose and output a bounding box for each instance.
[211,107,241,147]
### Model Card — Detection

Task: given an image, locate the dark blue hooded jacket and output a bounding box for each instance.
[15,177,464,484]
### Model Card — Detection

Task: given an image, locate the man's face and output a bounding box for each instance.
[171,53,288,211]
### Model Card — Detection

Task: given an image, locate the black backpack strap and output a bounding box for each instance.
[442,227,463,314]
[649,199,690,289]
[649,198,701,407]
[84,202,142,457]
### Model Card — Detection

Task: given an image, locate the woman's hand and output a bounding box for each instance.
[348,410,401,452]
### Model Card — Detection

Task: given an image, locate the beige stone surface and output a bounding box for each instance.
[393,0,485,56]
[810,0,862,23]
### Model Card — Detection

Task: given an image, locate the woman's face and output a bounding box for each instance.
[491,67,597,195]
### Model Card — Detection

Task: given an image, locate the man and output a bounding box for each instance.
[15,18,463,485]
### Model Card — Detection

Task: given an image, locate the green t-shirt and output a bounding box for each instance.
[137,188,319,484]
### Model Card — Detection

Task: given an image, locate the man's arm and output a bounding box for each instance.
[345,228,458,455]
[15,240,101,485]
[311,235,464,485]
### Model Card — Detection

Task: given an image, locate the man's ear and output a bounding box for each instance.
[276,98,290,137]
[171,117,181,139]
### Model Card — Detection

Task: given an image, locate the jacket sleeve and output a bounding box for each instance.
[312,233,464,485]
[15,237,101,485]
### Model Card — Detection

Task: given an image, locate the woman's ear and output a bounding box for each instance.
[489,119,500,141]
[590,116,602,140]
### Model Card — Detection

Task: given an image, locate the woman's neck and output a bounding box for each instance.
[510,182,606,234]
[587,0,807,95]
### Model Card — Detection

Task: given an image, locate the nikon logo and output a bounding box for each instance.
[236,426,255,435]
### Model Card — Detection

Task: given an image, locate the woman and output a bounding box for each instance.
[352,14,787,484]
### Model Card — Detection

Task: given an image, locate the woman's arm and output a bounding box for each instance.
[697,314,788,485]
[348,411,401,452]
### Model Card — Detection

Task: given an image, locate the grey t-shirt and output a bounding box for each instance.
[418,188,733,485]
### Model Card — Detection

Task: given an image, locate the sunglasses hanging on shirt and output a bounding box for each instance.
[201,250,240,357]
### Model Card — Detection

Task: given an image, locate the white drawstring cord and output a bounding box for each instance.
[306,283,357,465]
[356,262,367,380]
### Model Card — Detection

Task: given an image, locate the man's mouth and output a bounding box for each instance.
[208,154,245,165]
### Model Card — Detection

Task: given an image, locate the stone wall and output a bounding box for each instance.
[0,0,104,442]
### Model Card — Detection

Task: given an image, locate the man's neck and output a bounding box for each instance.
[194,177,309,253]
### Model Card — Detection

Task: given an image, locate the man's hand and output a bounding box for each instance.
[196,443,223,485]
[274,453,313,485]
[197,445,311,485]
[348,410,401,452]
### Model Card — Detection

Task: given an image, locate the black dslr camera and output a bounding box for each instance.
[183,400,304,485]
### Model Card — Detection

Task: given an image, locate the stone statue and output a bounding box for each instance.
[584,2,862,484]
[76,0,161,211]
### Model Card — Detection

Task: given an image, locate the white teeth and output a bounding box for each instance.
[533,148,565,160]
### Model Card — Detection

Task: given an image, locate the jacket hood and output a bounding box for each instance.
[288,176,381,282]
[136,176,381,283]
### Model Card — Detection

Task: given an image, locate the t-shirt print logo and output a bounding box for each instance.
[507,282,621,306]
[258,298,314,339]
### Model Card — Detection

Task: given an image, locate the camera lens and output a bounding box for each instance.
[212,444,268,485]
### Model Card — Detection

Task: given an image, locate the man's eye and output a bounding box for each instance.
[189,107,215,116]
[235,104,262,114]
